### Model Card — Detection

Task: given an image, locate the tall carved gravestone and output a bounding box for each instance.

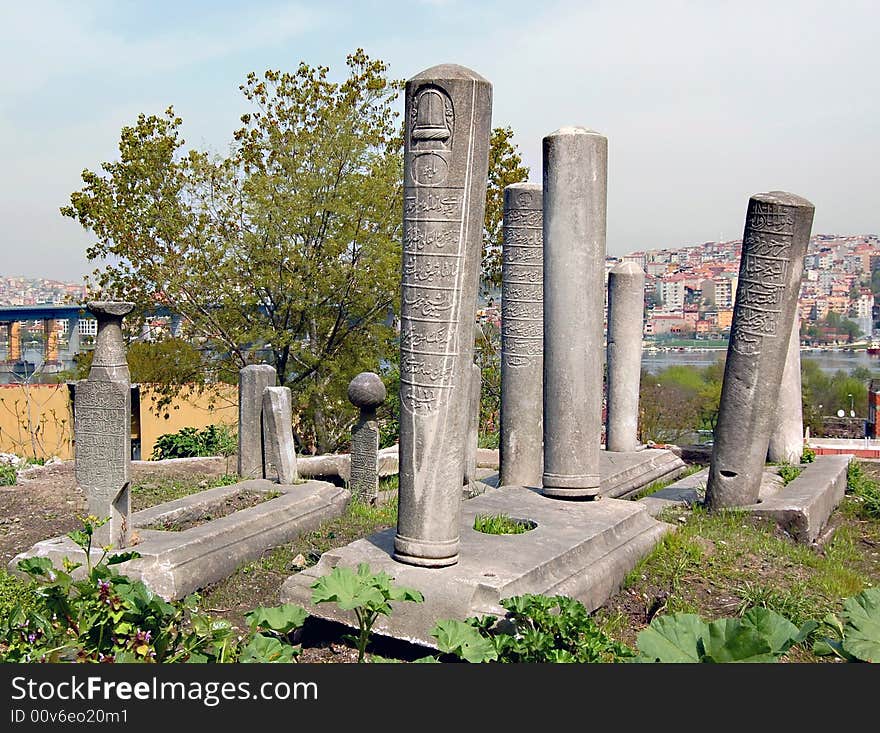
[706,192,814,509]
[395,64,492,567]
[499,182,544,487]
[348,372,386,502]
[606,261,646,452]
[75,301,133,548]
[542,128,607,497]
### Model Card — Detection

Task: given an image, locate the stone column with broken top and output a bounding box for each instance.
[238,364,276,479]
[75,301,134,548]
[262,386,298,484]
[395,64,492,567]
[348,372,386,502]
[706,191,814,509]
[767,316,804,465]
[606,261,646,452]
[542,127,607,497]
[499,182,544,487]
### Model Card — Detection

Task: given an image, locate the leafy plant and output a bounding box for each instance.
[239,604,309,663]
[151,424,236,460]
[473,514,534,535]
[846,461,880,519]
[813,587,880,662]
[776,464,802,486]
[801,445,816,463]
[635,608,816,663]
[310,563,423,663]
[436,594,634,663]
[0,464,16,486]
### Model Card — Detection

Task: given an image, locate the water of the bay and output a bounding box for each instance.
[642,347,880,375]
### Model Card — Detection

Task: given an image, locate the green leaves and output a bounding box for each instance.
[245,604,309,635]
[431,619,498,663]
[310,563,423,663]
[814,587,880,662]
[310,563,423,614]
[636,608,817,663]
[239,634,299,663]
[635,613,704,663]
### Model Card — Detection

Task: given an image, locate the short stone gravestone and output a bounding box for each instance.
[348,372,386,502]
[262,386,298,485]
[75,301,134,548]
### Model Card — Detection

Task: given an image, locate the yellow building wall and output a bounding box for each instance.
[0,383,74,460]
[0,383,238,462]
[137,384,238,460]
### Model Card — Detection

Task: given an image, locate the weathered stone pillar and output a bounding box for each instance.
[75,301,133,548]
[706,192,814,509]
[768,316,804,464]
[499,182,543,487]
[542,128,607,497]
[463,363,481,486]
[606,261,645,452]
[348,372,386,502]
[395,64,492,567]
[262,386,298,484]
[238,364,276,479]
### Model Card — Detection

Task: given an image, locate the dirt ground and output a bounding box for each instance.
[0,457,229,567]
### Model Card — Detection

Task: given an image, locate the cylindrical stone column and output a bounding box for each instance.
[76,301,134,548]
[395,65,492,567]
[606,261,645,452]
[541,127,607,497]
[463,362,481,486]
[767,316,804,464]
[499,182,543,487]
[706,191,814,509]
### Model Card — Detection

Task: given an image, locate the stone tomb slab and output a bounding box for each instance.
[639,455,849,544]
[280,485,672,648]
[475,448,687,499]
[10,479,348,600]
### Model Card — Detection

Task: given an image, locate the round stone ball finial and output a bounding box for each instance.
[347,372,386,410]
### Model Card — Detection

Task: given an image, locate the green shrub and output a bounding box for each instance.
[152,424,237,460]
[0,515,306,663]
[433,594,634,663]
[0,465,16,486]
[801,445,816,463]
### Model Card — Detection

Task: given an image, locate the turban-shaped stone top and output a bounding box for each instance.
[347,372,386,410]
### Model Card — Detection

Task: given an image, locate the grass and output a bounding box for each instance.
[0,570,36,617]
[596,489,880,659]
[844,461,880,519]
[130,473,240,511]
[631,464,704,500]
[473,513,534,535]
[200,494,400,626]
[0,465,17,486]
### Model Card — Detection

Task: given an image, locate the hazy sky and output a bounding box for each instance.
[1,0,877,280]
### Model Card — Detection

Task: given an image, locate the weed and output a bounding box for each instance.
[473,513,534,535]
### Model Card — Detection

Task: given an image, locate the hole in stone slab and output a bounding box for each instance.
[473,514,537,535]
[720,470,737,478]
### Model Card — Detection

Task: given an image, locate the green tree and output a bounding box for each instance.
[481,126,530,292]
[62,50,403,454]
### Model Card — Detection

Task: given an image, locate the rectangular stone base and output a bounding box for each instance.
[599,448,687,498]
[744,455,850,543]
[280,486,673,648]
[639,455,850,544]
[9,479,349,600]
